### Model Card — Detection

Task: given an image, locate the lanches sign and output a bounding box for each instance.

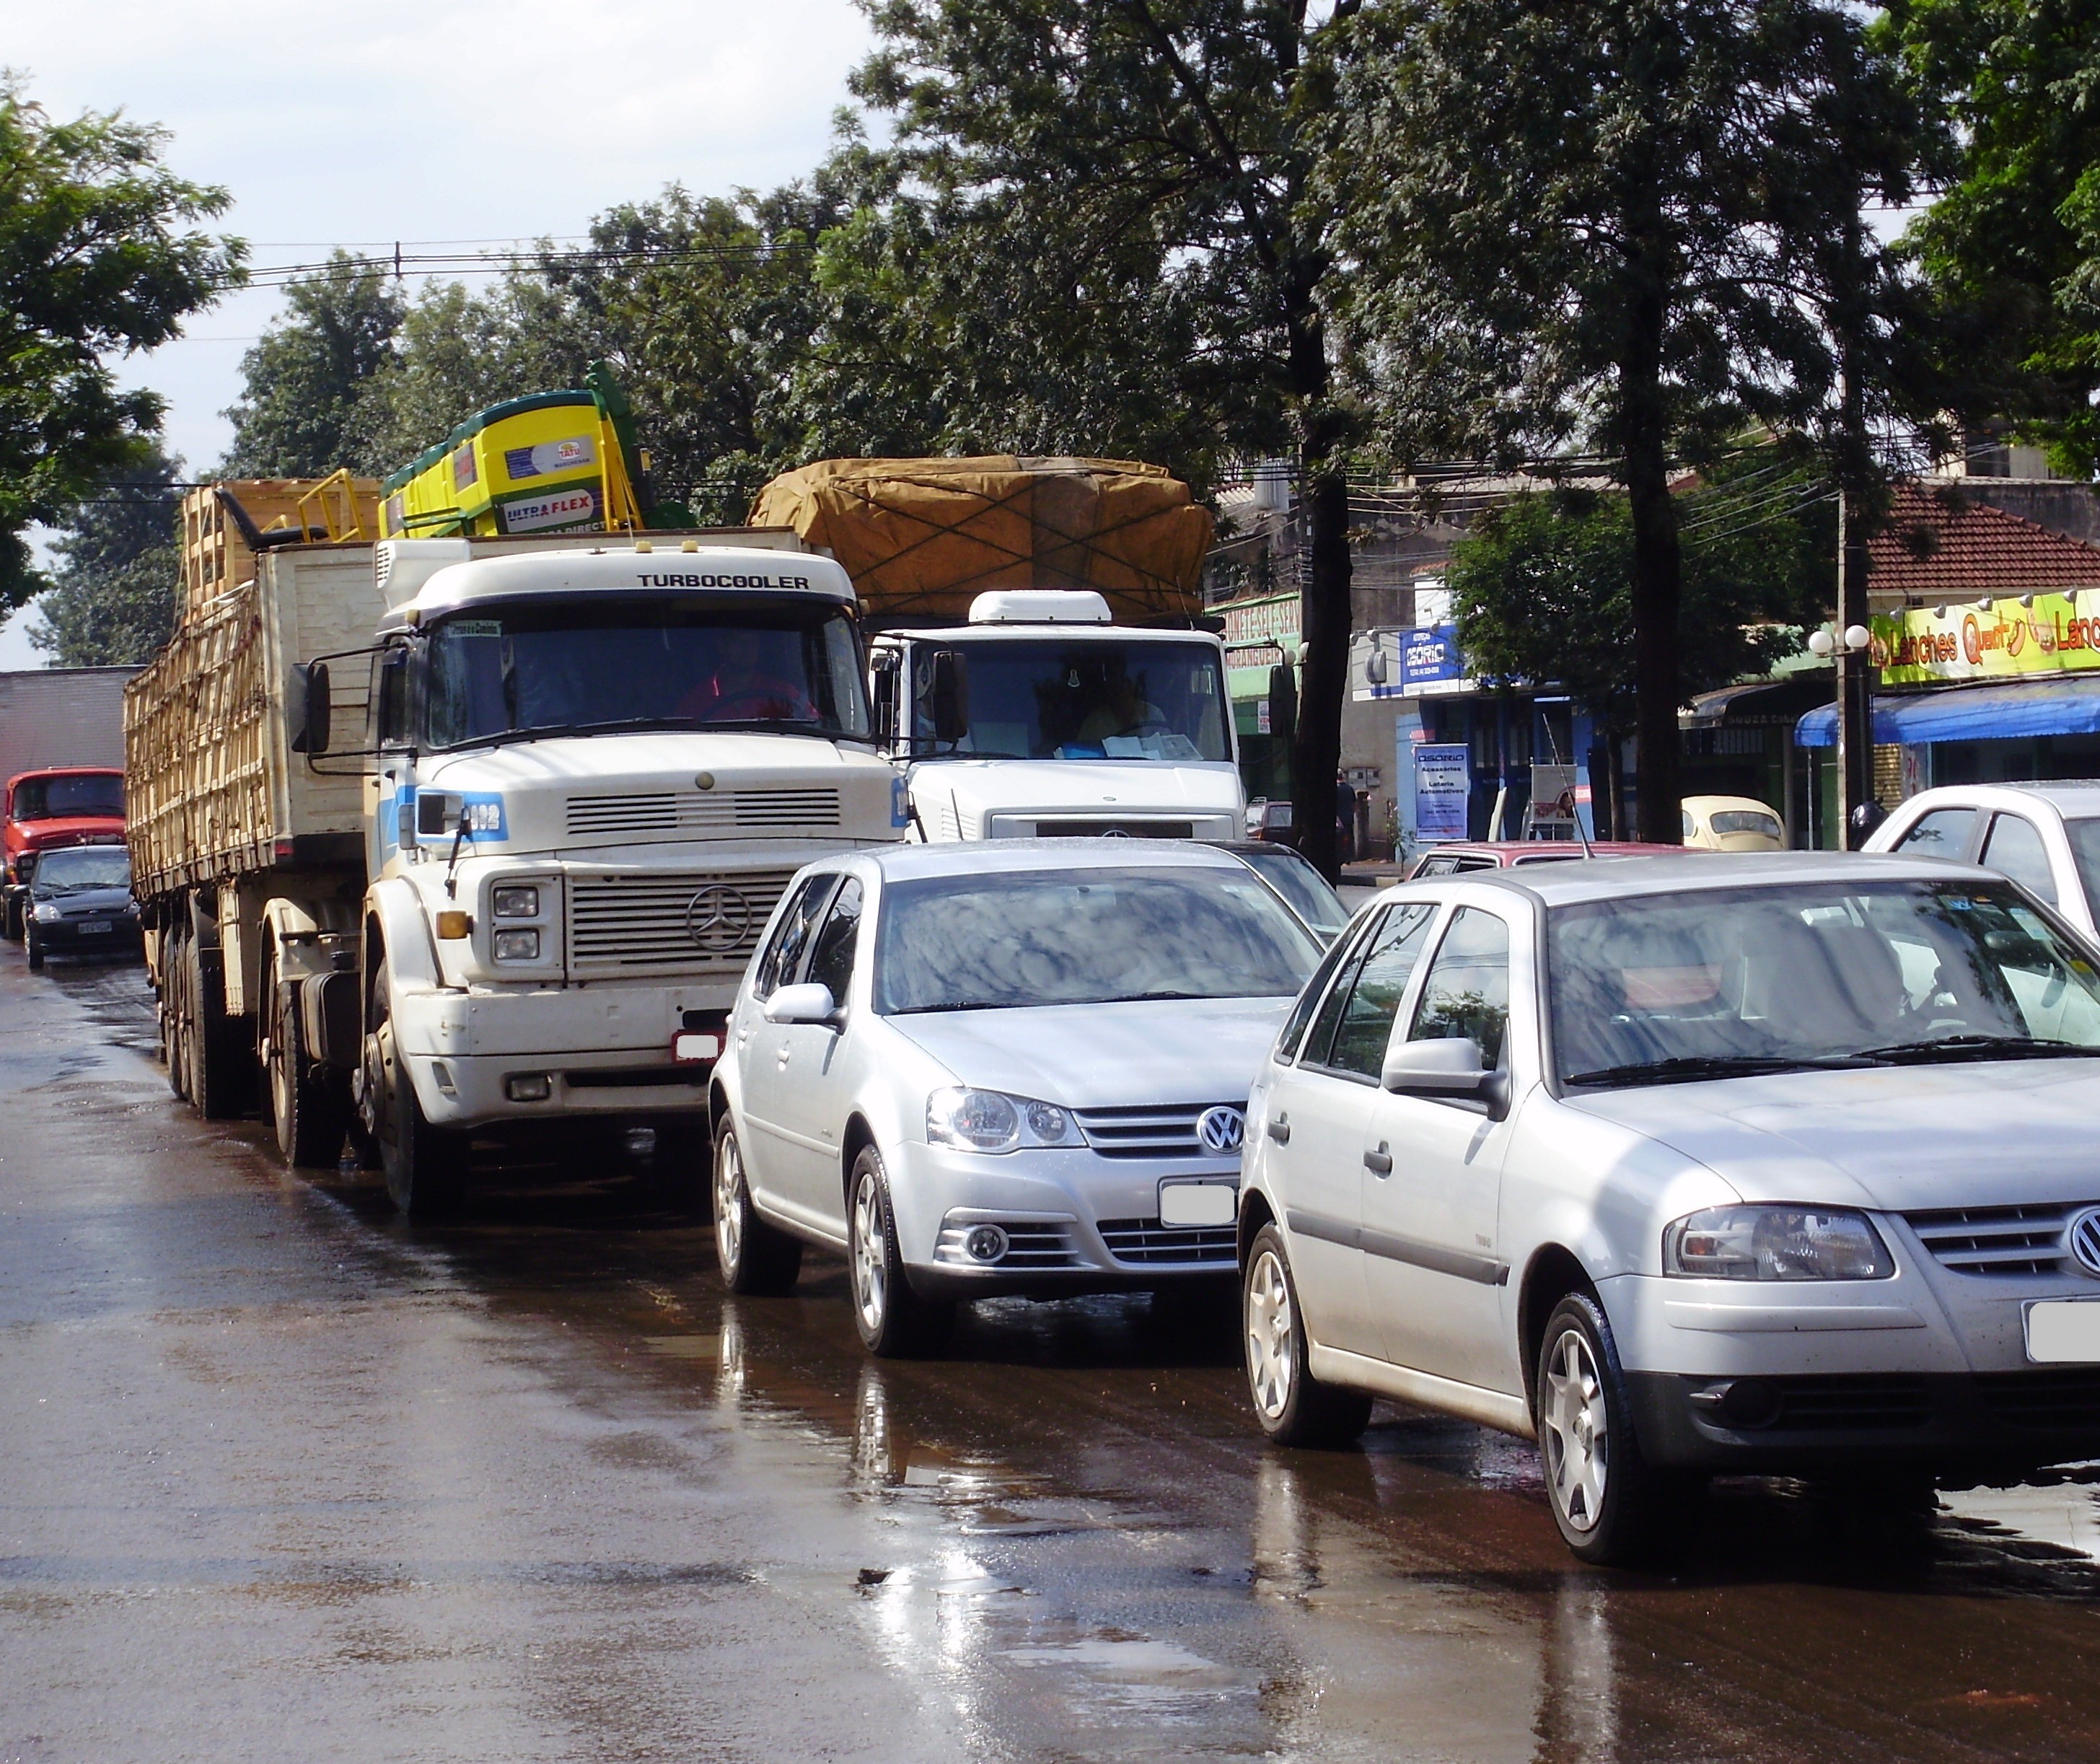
[1873,589,2100,687]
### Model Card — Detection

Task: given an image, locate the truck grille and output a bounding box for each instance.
[1072,1102,1238,1159]
[567,870,794,972]
[566,788,841,838]
[1902,1203,2081,1276]
[1097,1218,1237,1266]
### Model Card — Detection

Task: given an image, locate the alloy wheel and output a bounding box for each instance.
[714,1134,745,1274]
[851,1172,887,1336]
[1244,1247,1296,1421]
[1542,1326,1609,1533]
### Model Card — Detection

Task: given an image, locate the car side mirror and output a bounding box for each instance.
[1381,1037,1508,1115]
[764,981,841,1027]
[303,662,332,756]
[928,649,967,744]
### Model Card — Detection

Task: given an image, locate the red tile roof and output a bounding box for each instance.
[1871,482,2100,600]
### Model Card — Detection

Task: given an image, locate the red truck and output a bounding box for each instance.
[3,768,127,940]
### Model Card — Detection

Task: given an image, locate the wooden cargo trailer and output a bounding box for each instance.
[126,543,390,1123]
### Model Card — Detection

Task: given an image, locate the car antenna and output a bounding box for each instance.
[1560,789,1594,859]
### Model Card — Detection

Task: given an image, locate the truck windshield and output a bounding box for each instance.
[11,775,124,820]
[424,595,871,748]
[918,639,1229,762]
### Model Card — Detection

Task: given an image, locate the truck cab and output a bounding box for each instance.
[4,768,126,941]
[867,592,1244,841]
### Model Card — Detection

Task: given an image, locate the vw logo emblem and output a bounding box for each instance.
[684,884,753,954]
[2068,1206,2100,1279]
[1197,1105,1247,1155]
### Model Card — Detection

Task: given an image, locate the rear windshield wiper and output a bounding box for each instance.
[1563,1054,1870,1088]
[1854,1035,2096,1065]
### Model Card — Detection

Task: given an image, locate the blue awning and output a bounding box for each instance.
[1796,677,2100,747]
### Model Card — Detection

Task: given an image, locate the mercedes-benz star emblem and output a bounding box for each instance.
[1197,1105,1247,1155]
[2068,1206,2100,1279]
[684,884,753,955]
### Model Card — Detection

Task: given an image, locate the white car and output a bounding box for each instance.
[1236,852,2100,1563]
[709,840,1324,1353]
[1867,782,2100,938]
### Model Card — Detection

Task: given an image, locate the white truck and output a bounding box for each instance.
[868,591,1244,841]
[126,531,904,1213]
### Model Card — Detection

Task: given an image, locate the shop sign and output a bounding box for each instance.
[1414,742,1471,843]
[1872,591,2100,686]
[1402,625,1471,695]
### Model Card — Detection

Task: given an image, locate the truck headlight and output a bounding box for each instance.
[492,928,540,962]
[493,885,539,918]
[1664,1206,1894,1281]
[32,902,59,923]
[926,1087,1081,1153]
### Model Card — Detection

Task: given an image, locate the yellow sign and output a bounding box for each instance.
[380,390,641,540]
[1871,591,2100,686]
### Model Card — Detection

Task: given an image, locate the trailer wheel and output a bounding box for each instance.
[162,921,190,1101]
[265,963,345,1169]
[185,930,250,1120]
[369,987,467,1216]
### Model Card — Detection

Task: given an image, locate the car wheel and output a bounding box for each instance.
[847,1146,952,1357]
[370,988,467,1216]
[1242,1223,1372,1447]
[266,965,345,1169]
[24,923,43,970]
[711,1118,801,1294]
[1534,1291,1699,1565]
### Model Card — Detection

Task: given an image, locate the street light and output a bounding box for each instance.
[1807,624,1871,659]
[1806,623,1877,847]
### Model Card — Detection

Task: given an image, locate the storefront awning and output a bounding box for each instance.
[1796,677,2100,747]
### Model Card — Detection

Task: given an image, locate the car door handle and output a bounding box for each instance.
[1363,1143,1393,1176]
[1267,1113,1291,1145]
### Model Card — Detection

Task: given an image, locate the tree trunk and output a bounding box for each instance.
[1621,304,1683,846]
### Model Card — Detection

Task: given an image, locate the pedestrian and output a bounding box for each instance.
[1335,771,1357,866]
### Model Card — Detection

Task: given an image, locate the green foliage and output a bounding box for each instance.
[0,75,240,610]
[28,443,182,665]
[1449,465,1835,729]
[1887,0,2100,473]
[219,252,403,475]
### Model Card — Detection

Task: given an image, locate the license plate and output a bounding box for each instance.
[672,1031,721,1063]
[1159,1180,1236,1228]
[2026,1299,2100,1362]
[76,920,113,934]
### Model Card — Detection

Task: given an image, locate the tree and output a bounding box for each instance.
[1327,1,1933,842]
[1447,466,1834,831]
[29,443,182,665]
[219,253,403,475]
[851,1,1366,876]
[0,75,239,611]
[1887,0,2100,473]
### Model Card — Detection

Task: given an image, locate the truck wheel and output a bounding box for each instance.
[162,923,190,1101]
[266,967,344,1169]
[647,1118,713,1214]
[711,1118,801,1294]
[24,923,43,970]
[847,1146,952,1357]
[185,931,250,1120]
[4,895,21,941]
[369,991,467,1215]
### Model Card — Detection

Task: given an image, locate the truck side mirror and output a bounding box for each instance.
[1268,662,1298,747]
[870,652,900,742]
[302,663,332,756]
[928,649,968,744]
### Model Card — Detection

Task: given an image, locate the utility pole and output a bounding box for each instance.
[1835,457,1876,848]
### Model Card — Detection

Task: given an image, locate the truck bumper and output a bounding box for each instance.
[391,983,727,1128]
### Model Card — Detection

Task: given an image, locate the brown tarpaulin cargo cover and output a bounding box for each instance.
[748,456,1212,623]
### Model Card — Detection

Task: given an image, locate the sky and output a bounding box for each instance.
[0,0,874,666]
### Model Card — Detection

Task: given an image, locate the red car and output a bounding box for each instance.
[4,768,127,941]
[1404,838,1687,879]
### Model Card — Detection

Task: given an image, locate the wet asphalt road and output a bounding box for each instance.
[8,952,2100,1762]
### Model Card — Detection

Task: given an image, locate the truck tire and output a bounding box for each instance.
[647,1118,713,1214]
[185,931,250,1120]
[4,895,21,942]
[266,967,345,1170]
[24,923,44,970]
[162,922,190,1101]
[367,986,467,1215]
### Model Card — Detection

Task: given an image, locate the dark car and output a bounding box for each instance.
[23,844,141,969]
[1208,840,1353,942]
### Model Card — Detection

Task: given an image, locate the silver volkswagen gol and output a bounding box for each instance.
[710,840,1324,1353]
[1236,852,2100,1563]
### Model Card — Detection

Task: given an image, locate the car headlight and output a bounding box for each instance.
[491,928,540,962]
[926,1087,1084,1153]
[31,902,59,922]
[1664,1205,1894,1281]
[492,885,538,918]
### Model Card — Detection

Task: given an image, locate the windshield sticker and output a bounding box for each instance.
[450,620,501,636]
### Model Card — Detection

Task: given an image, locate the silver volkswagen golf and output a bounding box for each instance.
[709,840,1323,1353]
[1236,853,2100,1563]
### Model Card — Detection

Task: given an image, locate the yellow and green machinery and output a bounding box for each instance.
[379,364,689,539]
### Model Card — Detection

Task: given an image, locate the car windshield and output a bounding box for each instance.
[423,594,871,748]
[1231,846,1352,934]
[918,639,1230,761]
[12,775,123,820]
[875,864,1320,1014]
[1550,879,2100,1086]
[32,847,131,892]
